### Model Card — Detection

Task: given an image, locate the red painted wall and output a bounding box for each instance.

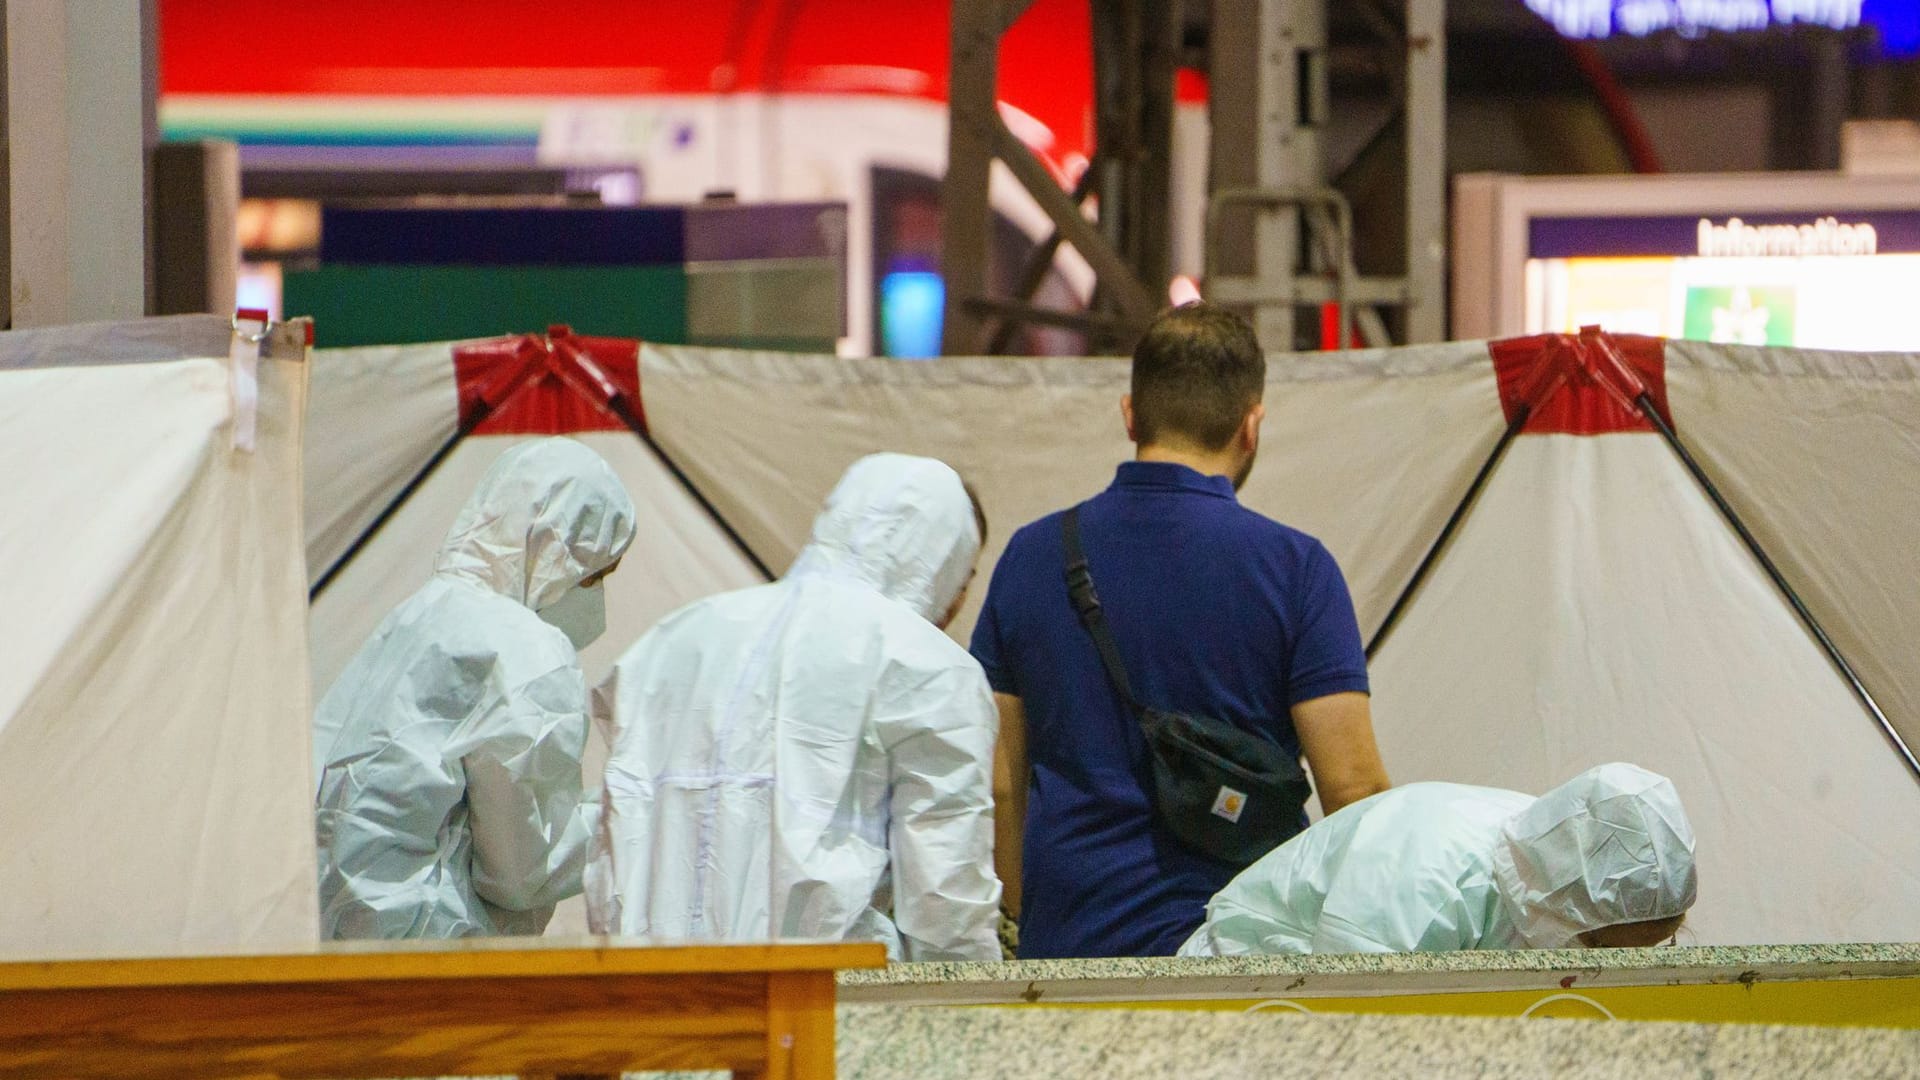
[159,1,1113,152]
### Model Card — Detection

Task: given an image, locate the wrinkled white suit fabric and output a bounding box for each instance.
[1180,762,1697,955]
[314,438,636,939]
[588,453,1002,961]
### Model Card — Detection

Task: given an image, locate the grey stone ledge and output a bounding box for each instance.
[839,942,1920,1005]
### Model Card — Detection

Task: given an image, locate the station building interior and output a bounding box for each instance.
[4,1,1920,1077]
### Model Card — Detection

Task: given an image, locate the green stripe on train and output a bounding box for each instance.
[284,265,691,348]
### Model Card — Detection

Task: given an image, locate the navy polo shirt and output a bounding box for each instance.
[971,461,1370,958]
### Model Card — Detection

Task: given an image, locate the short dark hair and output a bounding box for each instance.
[1129,303,1265,452]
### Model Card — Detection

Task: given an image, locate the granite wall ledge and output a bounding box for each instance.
[835,1003,1920,1080]
[838,942,1920,1005]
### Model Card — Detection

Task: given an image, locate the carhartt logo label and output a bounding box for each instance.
[1211,786,1248,823]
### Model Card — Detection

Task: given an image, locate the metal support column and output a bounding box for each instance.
[1207,0,1321,350]
[942,0,1170,355]
[1092,0,1178,310]
[1402,0,1447,343]
[948,0,1447,354]
[0,0,154,328]
[1205,0,1448,350]
[941,0,1006,356]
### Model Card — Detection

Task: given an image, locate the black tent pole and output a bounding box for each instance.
[309,415,484,602]
[308,356,545,602]
[310,337,776,602]
[1365,401,1533,659]
[547,337,777,582]
[599,393,777,583]
[1636,391,1920,783]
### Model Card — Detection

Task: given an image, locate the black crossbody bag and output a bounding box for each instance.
[1062,505,1313,867]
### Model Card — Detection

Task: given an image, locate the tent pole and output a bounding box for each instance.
[308,353,546,602]
[308,420,479,602]
[309,334,776,602]
[601,396,777,583]
[1365,402,1532,659]
[543,336,778,582]
[1637,393,1920,783]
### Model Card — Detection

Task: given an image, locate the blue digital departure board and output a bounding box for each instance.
[1525,0,1918,55]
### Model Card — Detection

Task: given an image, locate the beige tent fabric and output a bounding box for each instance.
[636,347,1132,641]
[1235,346,1507,636]
[1369,434,1920,945]
[0,313,258,371]
[0,320,318,958]
[304,341,466,582]
[636,341,1501,644]
[1663,340,1920,765]
[308,339,1498,667]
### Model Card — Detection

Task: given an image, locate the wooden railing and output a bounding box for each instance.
[0,936,885,1079]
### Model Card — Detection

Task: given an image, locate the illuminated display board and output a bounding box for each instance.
[1525,210,1920,350]
[1453,173,1920,351]
[1525,0,1918,53]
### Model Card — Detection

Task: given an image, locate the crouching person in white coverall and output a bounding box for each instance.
[314,438,637,940]
[587,452,1002,961]
[1179,762,1697,955]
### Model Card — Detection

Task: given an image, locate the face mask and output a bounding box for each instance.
[536,581,606,651]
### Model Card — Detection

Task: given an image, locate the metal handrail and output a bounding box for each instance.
[1203,185,1357,348]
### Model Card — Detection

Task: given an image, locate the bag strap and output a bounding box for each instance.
[1063,506,1144,720]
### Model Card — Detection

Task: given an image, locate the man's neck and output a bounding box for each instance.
[1134,441,1240,481]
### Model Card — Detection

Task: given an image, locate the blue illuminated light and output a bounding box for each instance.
[881,271,946,360]
[1522,0,1914,49]
[1863,0,1920,54]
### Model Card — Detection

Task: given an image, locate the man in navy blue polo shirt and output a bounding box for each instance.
[971,303,1391,958]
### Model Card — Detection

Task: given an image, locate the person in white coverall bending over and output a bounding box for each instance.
[587,452,1002,961]
[1179,762,1697,956]
[314,438,637,939]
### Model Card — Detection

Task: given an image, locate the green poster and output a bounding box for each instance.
[1683,285,1797,347]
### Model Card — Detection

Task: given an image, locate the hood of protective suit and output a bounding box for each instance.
[433,438,637,612]
[1490,762,1697,948]
[786,453,980,624]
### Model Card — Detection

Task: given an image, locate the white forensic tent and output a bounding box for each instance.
[0,314,319,957]
[1356,333,1920,947]
[306,330,1920,946]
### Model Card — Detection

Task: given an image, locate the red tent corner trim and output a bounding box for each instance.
[1488,327,1673,436]
[452,327,646,436]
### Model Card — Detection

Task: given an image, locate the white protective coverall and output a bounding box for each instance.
[1179,762,1696,955]
[587,453,1002,961]
[314,438,637,939]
